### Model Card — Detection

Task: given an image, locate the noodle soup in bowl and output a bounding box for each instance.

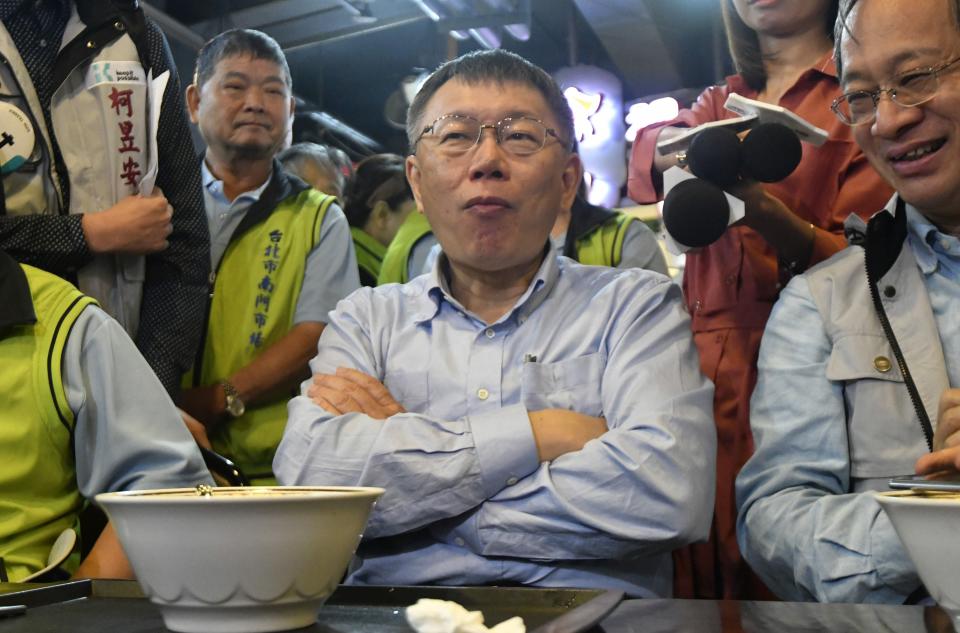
[96,485,384,633]
[876,490,960,625]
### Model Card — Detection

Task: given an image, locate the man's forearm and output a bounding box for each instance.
[230,321,326,406]
[0,214,91,273]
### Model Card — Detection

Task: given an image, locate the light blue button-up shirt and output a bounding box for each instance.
[201,161,359,324]
[737,203,960,603]
[275,253,716,596]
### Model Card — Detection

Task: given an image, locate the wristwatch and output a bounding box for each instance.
[221,381,245,418]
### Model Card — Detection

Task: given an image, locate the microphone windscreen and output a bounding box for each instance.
[741,122,802,183]
[662,178,730,248]
[687,126,742,187]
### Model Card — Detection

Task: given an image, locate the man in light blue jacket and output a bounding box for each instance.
[737,0,960,604]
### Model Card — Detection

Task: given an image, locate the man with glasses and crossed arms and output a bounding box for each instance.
[274,49,716,595]
[737,0,960,604]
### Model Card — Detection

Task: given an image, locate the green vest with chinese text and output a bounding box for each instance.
[192,188,333,482]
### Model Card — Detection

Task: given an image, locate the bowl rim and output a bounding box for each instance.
[875,490,960,505]
[95,485,386,504]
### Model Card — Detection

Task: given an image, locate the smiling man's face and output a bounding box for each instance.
[841,0,960,230]
[406,79,580,277]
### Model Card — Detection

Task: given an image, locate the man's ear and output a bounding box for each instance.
[185,84,200,124]
[370,201,391,227]
[559,152,583,211]
[405,154,425,214]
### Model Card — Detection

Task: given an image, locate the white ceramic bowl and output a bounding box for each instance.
[876,490,960,624]
[96,486,383,633]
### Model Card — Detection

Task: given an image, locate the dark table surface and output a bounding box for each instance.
[0,580,955,633]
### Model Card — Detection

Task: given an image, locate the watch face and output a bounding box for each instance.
[226,395,245,417]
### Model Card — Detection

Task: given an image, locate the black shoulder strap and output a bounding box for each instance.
[863,198,934,450]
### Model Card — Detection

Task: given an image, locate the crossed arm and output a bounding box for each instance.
[275,277,715,560]
[309,367,607,463]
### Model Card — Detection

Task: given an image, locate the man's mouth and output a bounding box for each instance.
[890,139,946,162]
[465,196,512,212]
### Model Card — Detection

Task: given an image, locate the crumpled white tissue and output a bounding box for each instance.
[406,598,526,633]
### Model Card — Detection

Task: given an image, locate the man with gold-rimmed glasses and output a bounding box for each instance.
[274,49,716,595]
[738,0,960,604]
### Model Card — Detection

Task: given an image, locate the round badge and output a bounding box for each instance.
[0,102,36,175]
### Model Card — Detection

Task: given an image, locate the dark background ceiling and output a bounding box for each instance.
[146,0,733,156]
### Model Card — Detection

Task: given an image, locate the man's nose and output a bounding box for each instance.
[469,127,508,180]
[872,93,923,140]
[243,87,266,111]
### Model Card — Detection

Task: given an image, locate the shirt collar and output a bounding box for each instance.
[0,250,37,331]
[414,246,561,326]
[725,49,837,95]
[201,160,272,205]
[905,201,960,275]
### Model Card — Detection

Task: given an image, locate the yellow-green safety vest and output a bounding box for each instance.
[573,213,636,267]
[350,227,386,287]
[377,212,432,285]
[0,263,94,581]
[188,189,334,483]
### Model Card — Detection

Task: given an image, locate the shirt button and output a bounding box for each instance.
[454,537,465,547]
[476,388,489,400]
[874,356,892,373]
[38,38,47,47]
[694,299,703,313]
[485,328,495,339]
[725,274,736,285]
[208,271,217,285]
[883,285,896,298]
[506,477,518,486]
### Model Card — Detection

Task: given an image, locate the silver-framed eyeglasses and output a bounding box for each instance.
[831,56,960,126]
[415,114,570,156]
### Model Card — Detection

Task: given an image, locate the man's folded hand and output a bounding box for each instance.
[309,367,406,419]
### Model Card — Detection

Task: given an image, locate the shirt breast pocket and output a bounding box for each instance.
[825,334,921,480]
[521,352,604,417]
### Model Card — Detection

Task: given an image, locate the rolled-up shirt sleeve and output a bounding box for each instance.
[64,306,212,497]
[736,276,919,603]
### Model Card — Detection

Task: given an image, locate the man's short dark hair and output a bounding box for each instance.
[405,49,575,154]
[834,0,960,77]
[193,28,292,89]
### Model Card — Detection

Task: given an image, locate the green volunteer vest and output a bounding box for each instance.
[0,265,94,581]
[350,227,386,287]
[377,212,432,285]
[574,213,635,267]
[192,189,334,483]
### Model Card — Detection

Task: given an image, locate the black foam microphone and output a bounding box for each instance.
[662,178,730,248]
[740,122,802,183]
[687,126,742,187]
